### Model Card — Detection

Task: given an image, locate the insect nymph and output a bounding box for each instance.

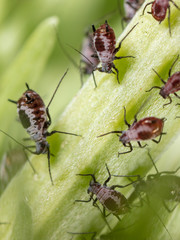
[75,164,134,223]
[91,20,138,85]
[97,107,166,155]
[142,0,180,35]
[8,70,81,185]
[146,55,180,107]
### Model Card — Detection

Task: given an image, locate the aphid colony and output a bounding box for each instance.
[0,1,179,238]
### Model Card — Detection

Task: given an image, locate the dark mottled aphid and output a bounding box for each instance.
[92,21,138,85]
[142,0,180,35]
[7,70,81,185]
[146,55,180,107]
[97,107,166,155]
[75,164,136,224]
[114,152,176,240]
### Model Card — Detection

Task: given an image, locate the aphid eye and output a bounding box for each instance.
[25,93,32,101]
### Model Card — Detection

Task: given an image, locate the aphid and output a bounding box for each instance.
[146,55,180,107]
[97,107,166,155]
[142,0,180,36]
[128,152,180,211]
[7,70,81,185]
[55,26,98,88]
[121,0,145,22]
[114,152,177,240]
[75,164,137,223]
[91,21,138,85]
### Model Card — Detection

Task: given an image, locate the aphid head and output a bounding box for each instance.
[159,87,167,99]
[101,62,114,73]
[119,131,127,144]
[36,140,49,154]
[87,180,100,194]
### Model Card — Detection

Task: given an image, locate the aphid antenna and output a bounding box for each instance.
[147,150,159,174]
[115,22,139,53]
[97,130,123,138]
[66,43,97,88]
[54,26,80,70]
[142,198,174,240]
[76,173,97,183]
[169,54,179,77]
[25,83,30,90]
[46,69,68,110]
[0,129,36,174]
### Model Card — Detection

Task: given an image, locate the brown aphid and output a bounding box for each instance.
[146,55,180,107]
[75,164,134,223]
[97,107,166,155]
[91,20,138,85]
[142,0,180,36]
[8,70,81,185]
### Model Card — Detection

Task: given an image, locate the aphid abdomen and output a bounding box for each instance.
[163,72,180,96]
[17,90,47,142]
[125,117,164,141]
[152,0,169,21]
[95,186,129,215]
[93,23,116,65]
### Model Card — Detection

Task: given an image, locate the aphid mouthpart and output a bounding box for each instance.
[146,55,180,107]
[142,0,180,36]
[91,21,138,84]
[7,69,81,185]
[97,106,166,155]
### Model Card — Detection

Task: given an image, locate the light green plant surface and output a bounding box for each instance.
[0,0,180,239]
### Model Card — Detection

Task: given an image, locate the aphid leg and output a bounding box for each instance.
[92,70,97,88]
[152,69,166,84]
[46,108,51,126]
[47,146,54,185]
[47,130,82,137]
[146,86,162,92]
[163,96,172,108]
[118,142,133,156]
[123,106,131,128]
[8,99,18,104]
[22,137,32,141]
[75,196,93,203]
[152,132,166,144]
[169,55,179,77]
[141,2,154,16]
[114,214,121,221]
[95,203,112,230]
[167,6,171,36]
[112,64,120,84]
[114,23,138,54]
[103,164,112,186]
[137,141,147,148]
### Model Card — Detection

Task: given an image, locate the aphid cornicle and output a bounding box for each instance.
[75,164,136,223]
[8,70,81,185]
[91,20,138,85]
[142,0,180,35]
[146,55,180,107]
[97,107,166,155]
